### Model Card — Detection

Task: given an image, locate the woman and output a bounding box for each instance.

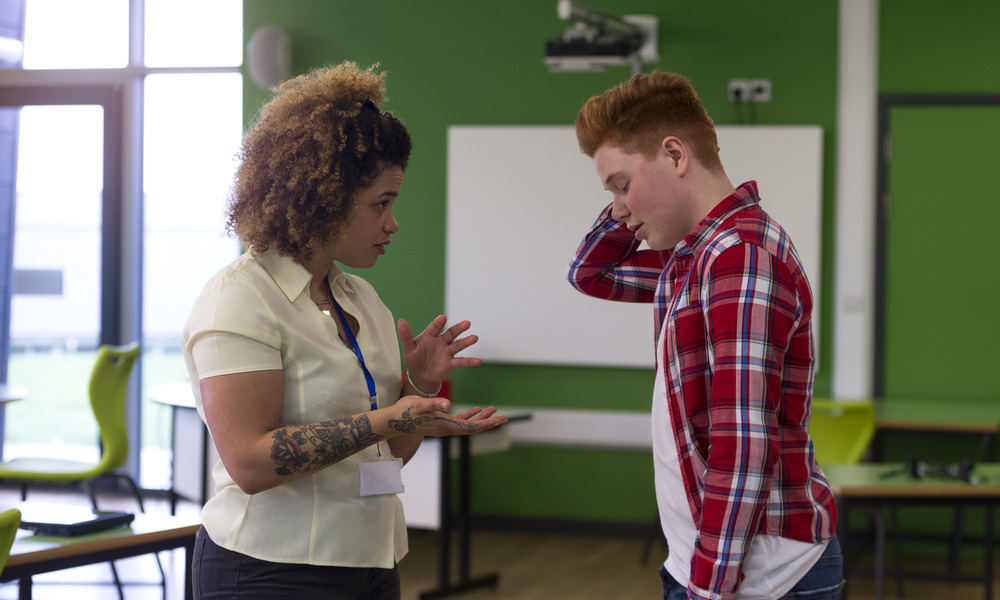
[181,61,507,599]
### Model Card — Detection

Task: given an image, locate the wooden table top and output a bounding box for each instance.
[7,512,201,568]
[0,383,27,404]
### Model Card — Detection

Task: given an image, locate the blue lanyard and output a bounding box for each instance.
[332,301,377,411]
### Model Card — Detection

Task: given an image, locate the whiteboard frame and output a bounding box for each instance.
[445,125,823,369]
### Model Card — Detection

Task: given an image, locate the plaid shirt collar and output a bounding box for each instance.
[672,180,761,260]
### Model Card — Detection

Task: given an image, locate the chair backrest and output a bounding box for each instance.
[89,342,141,474]
[808,399,876,465]
[0,508,21,574]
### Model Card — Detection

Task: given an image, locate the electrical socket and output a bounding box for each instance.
[750,79,772,102]
[727,79,751,102]
[729,78,773,102]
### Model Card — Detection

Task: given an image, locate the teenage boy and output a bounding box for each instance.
[567,71,843,600]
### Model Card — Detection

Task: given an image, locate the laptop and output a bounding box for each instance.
[16,502,135,537]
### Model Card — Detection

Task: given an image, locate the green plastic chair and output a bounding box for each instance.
[809,399,894,596]
[0,343,143,504]
[0,342,164,600]
[808,399,876,465]
[0,508,20,576]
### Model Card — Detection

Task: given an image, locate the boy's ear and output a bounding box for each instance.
[660,136,689,175]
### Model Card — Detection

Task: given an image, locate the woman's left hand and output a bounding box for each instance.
[398,315,481,390]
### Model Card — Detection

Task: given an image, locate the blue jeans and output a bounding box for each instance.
[192,527,401,600]
[659,536,845,600]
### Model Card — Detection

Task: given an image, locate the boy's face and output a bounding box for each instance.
[593,141,689,251]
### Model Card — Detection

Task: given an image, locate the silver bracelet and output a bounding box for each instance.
[407,370,442,397]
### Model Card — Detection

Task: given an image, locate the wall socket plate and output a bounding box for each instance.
[728,78,772,102]
[750,79,772,102]
[728,79,751,102]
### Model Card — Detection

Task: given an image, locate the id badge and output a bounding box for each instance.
[359,457,405,496]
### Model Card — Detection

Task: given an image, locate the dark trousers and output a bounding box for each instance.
[192,527,401,600]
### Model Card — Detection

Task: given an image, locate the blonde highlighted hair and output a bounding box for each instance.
[227,61,411,260]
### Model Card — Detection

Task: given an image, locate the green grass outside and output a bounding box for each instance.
[4,346,190,452]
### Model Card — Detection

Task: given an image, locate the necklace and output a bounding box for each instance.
[315,298,334,306]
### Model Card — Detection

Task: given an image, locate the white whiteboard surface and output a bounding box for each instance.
[446,125,822,369]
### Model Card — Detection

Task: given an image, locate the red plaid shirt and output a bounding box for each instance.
[568,181,837,599]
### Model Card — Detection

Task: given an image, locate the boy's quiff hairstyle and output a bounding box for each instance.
[227,61,412,261]
[575,71,722,171]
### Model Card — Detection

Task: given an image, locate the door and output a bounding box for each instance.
[876,99,1000,399]
[0,85,126,463]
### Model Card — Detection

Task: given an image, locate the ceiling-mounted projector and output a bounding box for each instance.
[544,0,659,75]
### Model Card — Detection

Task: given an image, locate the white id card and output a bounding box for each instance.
[359,458,405,496]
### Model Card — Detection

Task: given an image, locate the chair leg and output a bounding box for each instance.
[949,506,964,584]
[866,508,885,600]
[639,516,664,565]
[116,472,168,597]
[116,472,147,513]
[107,560,126,600]
[82,479,101,512]
[890,507,903,597]
[89,473,167,597]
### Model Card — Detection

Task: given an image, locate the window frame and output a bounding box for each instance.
[0,0,241,484]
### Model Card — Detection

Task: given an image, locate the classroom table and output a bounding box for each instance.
[0,384,27,404]
[148,382,217,512]
[418,407,532,600]
[1,512,201,600]
[823,462,1000,600]
[874,397,1000,460]
[874,396,1000,584]
[0,384,27,462]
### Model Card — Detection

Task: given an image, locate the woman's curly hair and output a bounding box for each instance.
[227,61,412,261]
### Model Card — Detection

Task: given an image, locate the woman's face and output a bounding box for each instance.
[331,165,404,269]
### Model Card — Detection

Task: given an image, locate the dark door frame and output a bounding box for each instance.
[0,84,126,346]
[873,93,1000,396]
[0,84,137,475]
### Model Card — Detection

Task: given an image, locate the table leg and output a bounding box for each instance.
[436,436,451,590]
[18,575,31,600]
[419,436,499,600]
[457,436,498,592]
[458,436,470,581]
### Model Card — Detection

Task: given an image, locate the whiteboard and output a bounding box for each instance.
[445,125,823,369]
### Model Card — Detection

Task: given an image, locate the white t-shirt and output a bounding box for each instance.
[182,248,407,568]
[652,318,826,598]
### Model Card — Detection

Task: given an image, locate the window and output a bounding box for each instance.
[22,0,129,69]
[1,0,242,490]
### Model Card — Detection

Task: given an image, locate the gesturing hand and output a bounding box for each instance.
[398,316,482,391]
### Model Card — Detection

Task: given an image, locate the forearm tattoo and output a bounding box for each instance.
[270,414,383,476]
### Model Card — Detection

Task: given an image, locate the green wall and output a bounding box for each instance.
[242,0,839,526]
[880,0,1000,94]
[243,0,1000,527]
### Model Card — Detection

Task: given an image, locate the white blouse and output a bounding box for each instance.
[182,248,407,568]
